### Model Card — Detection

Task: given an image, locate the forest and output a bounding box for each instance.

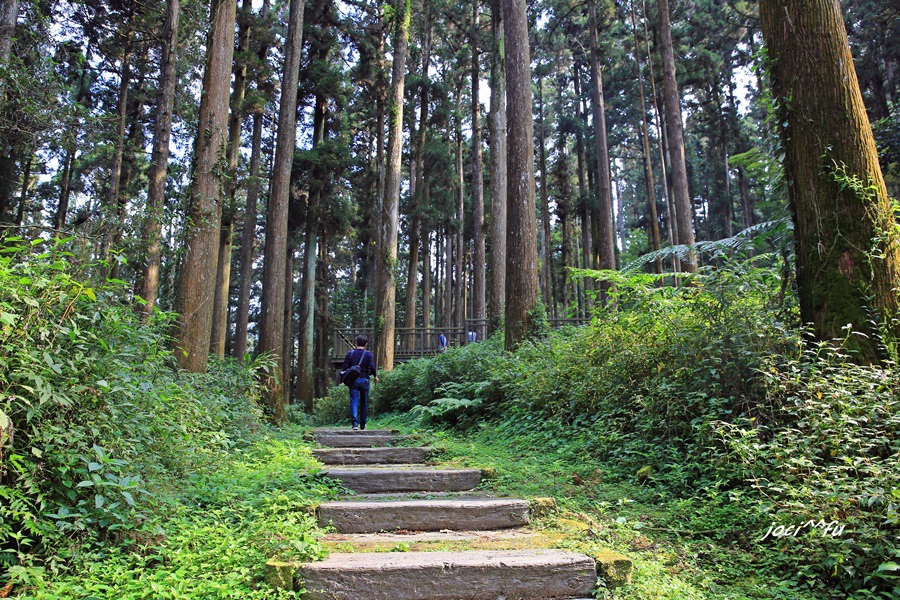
[1,0,899,597]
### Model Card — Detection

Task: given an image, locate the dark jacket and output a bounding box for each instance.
[343,348,376,379]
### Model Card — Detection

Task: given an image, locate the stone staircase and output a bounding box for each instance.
[266,428,632,599]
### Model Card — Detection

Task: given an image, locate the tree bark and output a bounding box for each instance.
[471,0,486,340]
[136,0,179,317]
[488,0,507,336]
[658,0,696,271]
[0,0,18,64]
[454,90,465,330]
[588,0,616,289]
[257,0,304,417]
[503,0,539,350]
[574,62,593,308]
[104,18,134,265]
[172,0,237,373]
[210,0,253,356]
[282,242,294,402]
[760,0,900,362]
[536,75,553,310]
[373,0,410,373]
[297,93,326,411]
[630,0,662,273]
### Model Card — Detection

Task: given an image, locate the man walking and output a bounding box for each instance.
[343,335,377,430]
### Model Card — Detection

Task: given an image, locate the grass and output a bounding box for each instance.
[369,412,823,600]
[9,428,342,600]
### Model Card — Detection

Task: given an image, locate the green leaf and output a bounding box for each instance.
[83,287,96,302]
[87,462,102,472]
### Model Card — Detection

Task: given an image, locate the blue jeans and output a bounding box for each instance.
[349,378,370,428]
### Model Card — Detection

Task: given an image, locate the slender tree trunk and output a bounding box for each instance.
[422,225,432,329]
[574,63,593,307]
[503,0,539,350]
[257,0,304,417]
[15,151,30,226]
[536,75,553,309]
[588,0,616,289]
[444,225,453,329]
[298,94,326,410]
[105,17,135,263]
[454,93,465,330]
[404,0,431,340]
[738,168,753,229]
[233,111,264,359]
[471,0,486,340]
[0,0,18,63]
[172,0,237,373]
[371,23,387,300]
[282,243,294,402]
[658,0,696,271]
[373,0,410,373]
[134,0,181,319]
[760,0,900,361]
[488,0,507,336]
[314,230,331,397]
[210,0,253,355]
[631,0,662,273]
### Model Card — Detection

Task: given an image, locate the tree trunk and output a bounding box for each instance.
[210,0,253,356]
[257,0,304,418]
[373,0,410,373]
[104,23,134,262]
[588,0,616,290]
[658,0,695,271]
[630,0,662,273]
[574,62,593,308]
[422,225,432,328]
[454,93,465,330]
[233,111,264,359]
[0,0,18,64]
[760,0,900,362]
[503,0,539,350]
[172,0,237,373]
[298,93,326,410]
[404,0,431,340]
[136,0,178,314]
[282,243,294,403]
[488,0,507,336]
[536,75,553,310]
[471,0,486,341]
[444,225,453,329]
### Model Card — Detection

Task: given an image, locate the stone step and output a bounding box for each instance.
[322,527,552,553]
[317,498,530,533]
[314,428,396,436]
[294,549,597,599]
[313,446,430,466]
[314,433,406,448]
[324,467,482,493]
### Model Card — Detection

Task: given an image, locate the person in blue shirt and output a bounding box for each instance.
[343,334,377,430]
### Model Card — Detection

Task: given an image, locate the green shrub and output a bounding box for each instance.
[313,385,350,425]
[0,241,266,571]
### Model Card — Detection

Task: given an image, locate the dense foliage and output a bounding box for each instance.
[0,240,322,590]
[378,260,900,598]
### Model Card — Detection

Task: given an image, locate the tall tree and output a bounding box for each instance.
[373,0,410,372]
[136,0,180,317]
[760,0,900,362]
[488,0,507,336]
[257,0,305,416]
[470,0,486,339]
[657,0,696,271]
[210,0,254,357]
[503,0,539,349]
[588,0,616,283]
[233,0,273,360]
[172,0,238,372]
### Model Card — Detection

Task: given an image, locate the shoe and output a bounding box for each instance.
[360,425,366,431]
[352,425,359,431]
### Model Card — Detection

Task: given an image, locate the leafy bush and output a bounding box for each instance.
[313,385,350,425]
[0,240,266,572]
[377,256,900,596]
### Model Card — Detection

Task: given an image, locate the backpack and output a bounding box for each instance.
[340,350,366,387]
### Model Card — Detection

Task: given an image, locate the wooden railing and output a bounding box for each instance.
[333,317,589,367]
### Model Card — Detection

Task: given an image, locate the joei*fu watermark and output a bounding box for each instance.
[760,519,846,541]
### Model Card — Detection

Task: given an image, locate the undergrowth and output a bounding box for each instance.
[0,240,338,595]
[377,257,900,599]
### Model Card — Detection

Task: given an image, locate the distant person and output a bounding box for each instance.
[343,334,377,430]
[438,332,448,352]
